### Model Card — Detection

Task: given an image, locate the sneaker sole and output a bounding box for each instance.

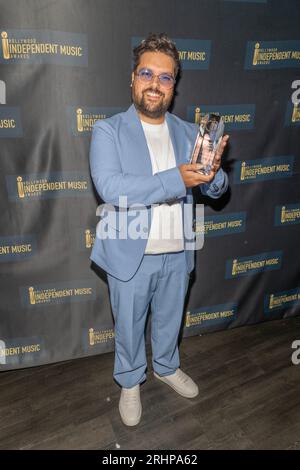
[153,372,199,398]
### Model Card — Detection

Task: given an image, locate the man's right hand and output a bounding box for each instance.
[179,163,216,188]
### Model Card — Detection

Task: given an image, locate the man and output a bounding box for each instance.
[89,33,229,426]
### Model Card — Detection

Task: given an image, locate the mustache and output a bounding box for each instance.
[143,88,164,97]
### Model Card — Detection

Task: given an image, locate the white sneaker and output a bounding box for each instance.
[119,384,142,426]
[154,368,199,398]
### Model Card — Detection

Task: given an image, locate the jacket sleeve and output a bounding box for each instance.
[89,122,187,207]
[200,168,229,199]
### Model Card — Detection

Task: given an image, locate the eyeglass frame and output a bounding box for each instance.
[134,67,176,89]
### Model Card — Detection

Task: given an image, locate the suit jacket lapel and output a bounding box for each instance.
[123,104,187,174]
[123,104,153,175]
[165,112,186,167]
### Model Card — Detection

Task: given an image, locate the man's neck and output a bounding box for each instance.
[138,111,165,125]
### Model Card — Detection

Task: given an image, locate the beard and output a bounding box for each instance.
[132,86,173,119]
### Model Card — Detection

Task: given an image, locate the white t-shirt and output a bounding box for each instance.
[141,119,184,254]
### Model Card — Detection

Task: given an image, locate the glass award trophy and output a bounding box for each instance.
[190,113,224,175]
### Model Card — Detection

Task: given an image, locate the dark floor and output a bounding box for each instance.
[0,316,300,450]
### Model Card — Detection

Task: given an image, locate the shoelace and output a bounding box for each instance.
[122,388,139,405]
[176,370,189,384]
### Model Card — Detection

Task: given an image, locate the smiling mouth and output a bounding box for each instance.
[144,90,163,100]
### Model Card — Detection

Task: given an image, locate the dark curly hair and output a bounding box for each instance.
[133,33,180,78]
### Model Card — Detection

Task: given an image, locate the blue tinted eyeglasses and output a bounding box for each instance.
[135,68,176,89]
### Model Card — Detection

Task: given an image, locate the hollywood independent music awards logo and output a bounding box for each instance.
[67,106,125,135]
[6,171,92,201]
[234,156,294,184]
[245,40,300,70]
[0,29,88,66]
[185,302,238,330]
[187,105,255,131]
[21,280,97,307]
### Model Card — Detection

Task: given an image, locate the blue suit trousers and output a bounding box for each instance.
[107,251,190,388]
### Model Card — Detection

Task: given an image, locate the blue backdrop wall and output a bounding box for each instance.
[0,0,299,370]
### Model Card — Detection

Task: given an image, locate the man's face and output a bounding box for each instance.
[131,51,176,120]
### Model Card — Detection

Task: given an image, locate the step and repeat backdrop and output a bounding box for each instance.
[0,0,299,370]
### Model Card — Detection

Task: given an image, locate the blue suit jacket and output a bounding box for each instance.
[89,104,228,281]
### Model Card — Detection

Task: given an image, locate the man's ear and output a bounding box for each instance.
[131,71,134,86]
